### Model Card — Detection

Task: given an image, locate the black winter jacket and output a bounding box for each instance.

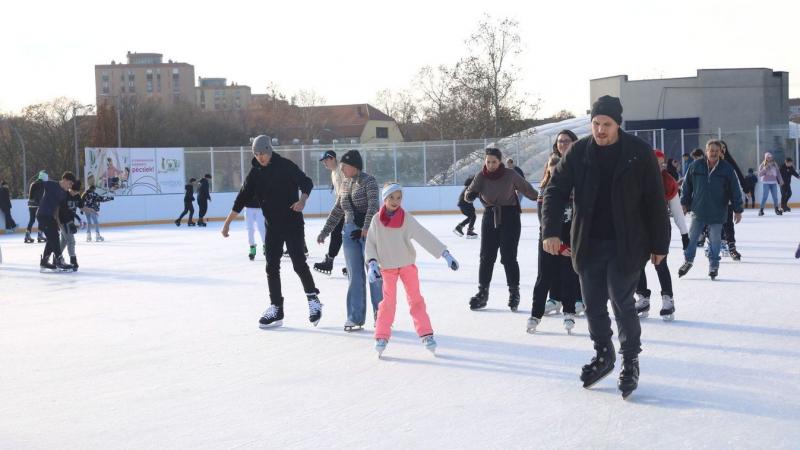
[27,179,44,207]
[233,153,313,230]
[542,130,670,274]
[0,186,11,210]
[183,183,194,202]
[198,178,211,202]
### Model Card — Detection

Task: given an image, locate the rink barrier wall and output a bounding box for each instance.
[1,180,798,232]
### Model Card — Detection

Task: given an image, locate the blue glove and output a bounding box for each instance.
[442,250,459,271]
[367,260,382,283]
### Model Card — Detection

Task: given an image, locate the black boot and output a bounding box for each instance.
[70,256,79,272]
[24,232,35,243]
[508,286,520,312]
[313,254,334,275]
[728,242,741,261]
[40,254,56,272]
[581,341,616,388]
[469,285,489,311]
[37,232,47,243]
[776,208,783,216]
[618,357,640,399]
[681,233,690,251]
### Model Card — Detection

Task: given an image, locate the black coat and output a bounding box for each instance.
[542,130,670,274]
[183,184,194,202]
[233,153,313,230]
[0,186,11,210]
[198,178,211,202]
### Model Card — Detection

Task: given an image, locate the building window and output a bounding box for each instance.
[376,127,389,139]
[101,71,109,82]
[147,80,153,93]
[102,81,109,94]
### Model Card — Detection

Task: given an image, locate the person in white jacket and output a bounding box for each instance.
[365,183,459,357]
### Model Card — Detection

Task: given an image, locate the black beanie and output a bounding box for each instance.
[591,95,623,125]
[340,150,363,171]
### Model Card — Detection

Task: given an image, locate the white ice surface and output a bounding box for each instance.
[1,211,799,449]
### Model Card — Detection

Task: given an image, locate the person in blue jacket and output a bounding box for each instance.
[678,139,744,280]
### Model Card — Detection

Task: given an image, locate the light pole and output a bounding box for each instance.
[0,118,27,195]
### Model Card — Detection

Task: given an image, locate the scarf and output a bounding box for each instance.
[482,163,506,180]
[379,206,404,228]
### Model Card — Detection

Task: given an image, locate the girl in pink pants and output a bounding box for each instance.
[365,183,460,356]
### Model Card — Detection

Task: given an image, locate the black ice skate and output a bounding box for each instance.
[313,254,334,275]
[187,221,196,227]
[174,219,181,227]
[453,224,464,237]
[677,261,693,277]
[635,293,650,318]
[197,220,207,227]
[469,285,489,311]
[728,242,741,261]
[466,229,478,239]
[618,357,640,399]
[39,255,57,273]
[37,232,46,243]
[259,305,284,329]
[581,342,616,389]
[69,256,79,272]
[307,293,322,326]
[508,286,520,312]
[24,232,35,243]
[709,266,718,280]
[54,256,75,272]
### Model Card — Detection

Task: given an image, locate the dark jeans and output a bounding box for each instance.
[198,198,208,220]
[722,205,736,244]
[2,207,15,229]
[577,239,642,359]
[265,225,318,306]
[327,217,344,259]
[531,239,578,318]
[637,255,673,298]
[37,215,63,261]
[27,207,37,232]
[743,189,755,208]
[478,206,521,288]
[178,200,194,222]
[781,184,792,210]
[457,205,477,231]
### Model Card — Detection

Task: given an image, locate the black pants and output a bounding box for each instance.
[37,215,62,261]
[327,218,344,259]
[178,200,194,222]
[198,198,208,220]
[636,255,673,298]
[743,189,755,208]
[27,207,37,232]
[781,184,792,210]
[577,239,642,359]
[478,206,521,288]
[266,225,318,306]
[1,207,15,229]
[457,205,476,231]
[722,205,736,244]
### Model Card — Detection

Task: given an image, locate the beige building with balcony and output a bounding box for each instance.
[196,77,252,111]
[95,52,196,107]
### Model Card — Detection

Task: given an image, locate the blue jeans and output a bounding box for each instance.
[342,222,383,325]
[85,211,100,234]
[760,183,779,210]
[684,217,722,268]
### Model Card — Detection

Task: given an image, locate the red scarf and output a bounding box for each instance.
[661,169,679,200]
[379,206,405,228]
[482,163,506,180]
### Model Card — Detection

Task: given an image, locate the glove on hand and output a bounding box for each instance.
[367,259,382,283]
[442,250,459,271]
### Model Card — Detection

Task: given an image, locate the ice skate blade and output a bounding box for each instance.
[621,389,635,400]
[259,320,283,329]
[661,314,674,322]
[311,319,320,327]
[452,229,464,237]
[344,325,364,332]
[638,312,649,319]
[465,235,478,239]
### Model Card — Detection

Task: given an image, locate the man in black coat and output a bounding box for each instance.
[221,135,322,329]
[0,181,16,231]
[197,174,212,227]
[541,95,670,398]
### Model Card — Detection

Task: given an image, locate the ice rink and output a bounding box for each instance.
[1,210,799,449]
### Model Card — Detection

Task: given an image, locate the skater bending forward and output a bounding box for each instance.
[365,183,459,356]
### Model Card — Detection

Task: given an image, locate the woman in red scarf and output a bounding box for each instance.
[464,147,538,312]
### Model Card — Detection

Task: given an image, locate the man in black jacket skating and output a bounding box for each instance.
[541,95,670,398]
[197,174,212,227]
[221,135,322,329]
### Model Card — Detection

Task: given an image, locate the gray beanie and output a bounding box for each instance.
[252,135,273,155]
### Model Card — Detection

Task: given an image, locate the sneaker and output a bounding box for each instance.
[618,357,640,399]
[526,316,541,334]
[258,305,284,329]
[421,335,437,354]
[543,299,562,315]
[581,342,616,389]
[635,293,650,318]
[574,300,585,315]
[660,294,675,321]
[677,261,693,277]
[453,224,464,237]
[466,230,478,239]
[563,313,576,334]
[375,338,388,357]
[307,294,322,326]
